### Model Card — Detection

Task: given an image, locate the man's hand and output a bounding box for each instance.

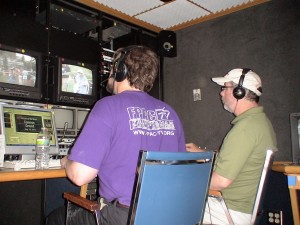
[60,155,68,168]
[186,143,206,152]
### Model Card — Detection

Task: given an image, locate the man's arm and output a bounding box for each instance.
[61,156,98,186]
[210,172,233,191]
[186,143,231,190]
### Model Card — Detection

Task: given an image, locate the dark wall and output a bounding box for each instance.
[0,13,99,64]
[0,13,48,54]
[164,0,300,161]
[0,180,44,225]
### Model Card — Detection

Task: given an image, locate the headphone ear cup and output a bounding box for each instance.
[112,45,138,82]
[233,69,248,100]
[233,86,246,99]
[114,61,128,82]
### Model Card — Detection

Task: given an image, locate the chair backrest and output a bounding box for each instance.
[251,149,276,225]
[127,150,215,225]
[207,149,276,225]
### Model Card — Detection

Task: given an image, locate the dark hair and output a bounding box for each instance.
[245,89,260,103]
[114,45,159,92]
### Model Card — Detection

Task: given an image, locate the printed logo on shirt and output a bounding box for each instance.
[127,107,175,136]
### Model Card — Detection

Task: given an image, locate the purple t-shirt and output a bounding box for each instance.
[68,91,185,205]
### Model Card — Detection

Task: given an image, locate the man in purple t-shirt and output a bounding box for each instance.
[47,45,185,225]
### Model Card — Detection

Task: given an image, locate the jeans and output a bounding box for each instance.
[46,199,129,225]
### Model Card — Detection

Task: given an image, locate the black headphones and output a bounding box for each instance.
[112,45,139,82]
[233,68,251,100]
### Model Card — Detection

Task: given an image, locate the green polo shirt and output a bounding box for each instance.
[214,106,277,214]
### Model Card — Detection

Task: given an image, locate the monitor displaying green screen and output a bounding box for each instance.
[1,105,59,155]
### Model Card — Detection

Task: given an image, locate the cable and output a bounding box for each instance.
[233,99,239,115]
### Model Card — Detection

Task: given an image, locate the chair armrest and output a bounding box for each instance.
[64,192,100,212]
[208,189,222,197]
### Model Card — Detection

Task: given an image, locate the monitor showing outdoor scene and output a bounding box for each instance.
[0,49,37,88]
[61,63,93,96]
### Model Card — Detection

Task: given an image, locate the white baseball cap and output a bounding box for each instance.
[212,68,263,96]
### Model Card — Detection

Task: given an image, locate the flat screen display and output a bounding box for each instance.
[297,118,300,149]
[3,106,56,147]
[0,49,37,88]
[61,63,93,96]
[0,105,59,156]
[290,112,300,163]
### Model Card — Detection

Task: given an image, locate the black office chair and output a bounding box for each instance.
[64,150,215,225]
[208,149,276,225]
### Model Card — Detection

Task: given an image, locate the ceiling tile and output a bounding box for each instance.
[191,0,255,13]
[135,0,210,29]
[93,0,164,16]
[78,0,269,31]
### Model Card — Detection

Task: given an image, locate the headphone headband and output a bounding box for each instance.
[233,68,251,100]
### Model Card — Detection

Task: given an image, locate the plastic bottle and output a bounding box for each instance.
[35,127,51,169]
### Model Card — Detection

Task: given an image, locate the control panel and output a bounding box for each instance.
[86,177,98,200]
[99,48,114,90]
[100,47,114,78]
[58,138,76,156]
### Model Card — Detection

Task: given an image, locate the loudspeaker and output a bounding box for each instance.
[157,30,177,57]
[112,45,138,82]
[233,68,251,100]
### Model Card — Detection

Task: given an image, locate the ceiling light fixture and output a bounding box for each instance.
[160,0,174,2]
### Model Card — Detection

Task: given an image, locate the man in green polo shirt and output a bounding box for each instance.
[186,68,277,225]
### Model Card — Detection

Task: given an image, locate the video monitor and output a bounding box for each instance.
[77,109,89,130]
[0,49,36,87]
[291,112,300,163]
[49,57,98,108]
[61,63,93,96]
[53,108,74,129]
[0,44,42,101]
[0,105,59,155]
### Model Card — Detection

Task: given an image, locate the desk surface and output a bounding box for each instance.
[272,161,300,174]
[0,167,66,182]
[1,161,299,183]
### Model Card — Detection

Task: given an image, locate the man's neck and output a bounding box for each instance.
[115,80,141,94]
[234,100,259,116]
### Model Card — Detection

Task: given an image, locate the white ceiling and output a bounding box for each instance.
[78,0,269,33]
